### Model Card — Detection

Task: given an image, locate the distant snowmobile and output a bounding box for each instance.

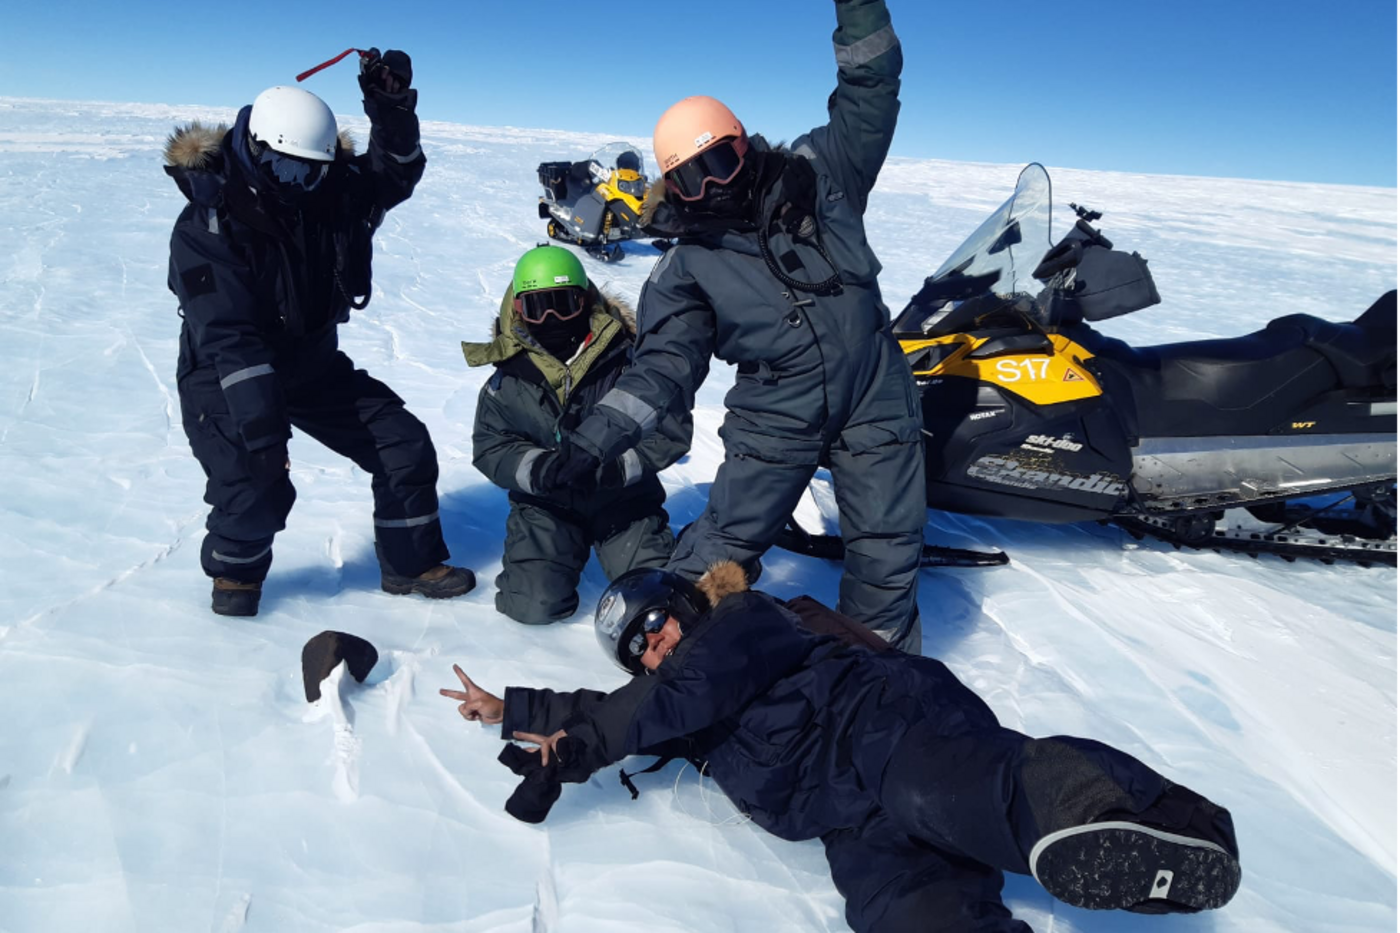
[783,163,1396,567]
[537,143,649,263]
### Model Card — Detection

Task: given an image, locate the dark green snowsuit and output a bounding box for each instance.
[464,289,692,624]
[570,0,926,648]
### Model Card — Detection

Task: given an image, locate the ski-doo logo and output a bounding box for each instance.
[1021,434,1084,453]
[967,455,1127,498]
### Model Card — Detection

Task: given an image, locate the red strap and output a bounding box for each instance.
[296,48,365,83]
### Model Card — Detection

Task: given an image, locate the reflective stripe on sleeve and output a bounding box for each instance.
[834,24,899,68]
[220,364,275,390]
[598,388,659,432]
[515,448,546,494]
[386,144,422,164]
[212,545,272,565]
[374,511,440,529]
[620,448,643,487]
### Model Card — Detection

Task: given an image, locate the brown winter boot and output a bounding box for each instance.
[381,563,476,599]
[211,578,263,617]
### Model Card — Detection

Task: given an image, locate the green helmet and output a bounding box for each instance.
[512,246,588,295]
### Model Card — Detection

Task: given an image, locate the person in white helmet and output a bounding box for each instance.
[164,50,475,617]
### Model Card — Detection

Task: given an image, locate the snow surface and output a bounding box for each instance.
[0,96,1395,933]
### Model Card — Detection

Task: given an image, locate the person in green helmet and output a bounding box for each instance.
[462,246,693,624]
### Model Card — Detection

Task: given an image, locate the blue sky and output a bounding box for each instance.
[5,0,1396,187]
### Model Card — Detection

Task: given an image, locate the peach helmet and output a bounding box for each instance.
[653,96,751,201]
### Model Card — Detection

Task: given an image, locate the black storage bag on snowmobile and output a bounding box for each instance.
[1035,219,1161,322]
[538,162,570,200]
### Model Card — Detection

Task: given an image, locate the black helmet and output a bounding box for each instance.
[594,569,707,675]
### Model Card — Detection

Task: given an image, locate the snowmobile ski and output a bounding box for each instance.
[776,522,1010,569]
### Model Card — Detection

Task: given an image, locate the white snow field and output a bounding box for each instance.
[0,96,1395,933]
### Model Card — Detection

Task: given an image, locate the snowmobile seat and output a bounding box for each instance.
[1074,321,1341,438]
[1267,307,1396,390]
[1354,289,1396,339]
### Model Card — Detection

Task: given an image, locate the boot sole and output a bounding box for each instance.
[1030,821,1241,913]
[211,605,259,617]
[380,580,474,599]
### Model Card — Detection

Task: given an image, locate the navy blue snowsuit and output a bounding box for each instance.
[498,567,1237,932]
[165,97,448,583]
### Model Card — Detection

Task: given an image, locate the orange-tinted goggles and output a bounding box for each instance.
[664,136,749,202]
[515,287,587,324]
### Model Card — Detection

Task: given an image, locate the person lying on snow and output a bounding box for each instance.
[440,563,1241,932]
[461,246,692,625]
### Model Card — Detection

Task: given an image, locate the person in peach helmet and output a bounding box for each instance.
[533,0,927,651]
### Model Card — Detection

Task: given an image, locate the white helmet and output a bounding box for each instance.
[249,86,337,162]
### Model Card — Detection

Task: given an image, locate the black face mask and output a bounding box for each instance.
[528,311,592,361]
[682,156,760,221]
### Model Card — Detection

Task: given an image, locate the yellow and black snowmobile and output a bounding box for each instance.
[783,163,1395,567]
[895,163,1396,566]
[537,142,649,263]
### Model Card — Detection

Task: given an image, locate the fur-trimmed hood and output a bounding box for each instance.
[163,120,357,170]
[696,560,750,609]
[163,105,357,208]
[461,283,640,402]
[462,283,637,364]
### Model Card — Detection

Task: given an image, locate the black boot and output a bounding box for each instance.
[381,563,476,599]
[1029,782,1241,914]
[211,578,263,617]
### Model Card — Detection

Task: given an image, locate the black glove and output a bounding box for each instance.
[359,48,419,154]
[497,736,588,824]
[533,442,602,493]
[358,48,413,96]
[246,444,289,487]
[596,456,631,489]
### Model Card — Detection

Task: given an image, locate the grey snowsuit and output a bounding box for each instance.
[464,289,692,624]
[571,0,926,647]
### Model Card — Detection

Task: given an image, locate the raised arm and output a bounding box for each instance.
[354,48,427,215]
[794,0,903,213]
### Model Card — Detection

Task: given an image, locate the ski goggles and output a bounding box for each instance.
[514,287,588,325]
[625,607,671,662]
[257,146,330,192]
[664,136,749,202]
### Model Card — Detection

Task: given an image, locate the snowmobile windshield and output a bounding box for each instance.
[894,163,1055,335]
[933,163,1053,294]
[589,142,648,182]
